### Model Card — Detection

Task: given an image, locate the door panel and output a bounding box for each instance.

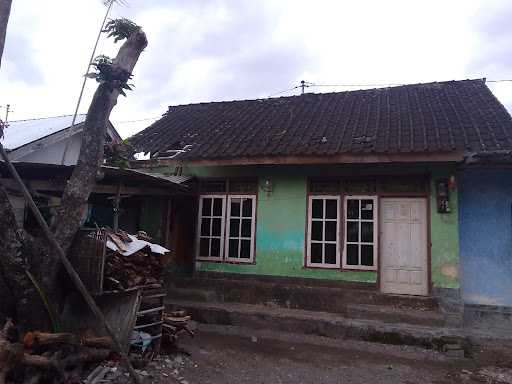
[380,198,428,296]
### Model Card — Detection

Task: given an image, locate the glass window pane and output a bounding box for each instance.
[311,221,323,241]
[325,221,337,242]
[211,238,221,257]
[213,198,223,216]
[346,244,359,265]
[325,244,337,264]
[230,218,240,237]
[211,218,222,236]
[240,239,251,259]
[200,218,211,237]
[312,199,323,219]
[347,221,359,242]
[229,239,239,259]
[311,243,322,263]
[347,199,359,219]
[361,245,374,266]
[361,199,374,220]
[361,222,373,243]
[202,198,212,216]
[242,198,253,217]
[199,238,209,257]
[230,198,241,217]
[325,199,338,219]
[241,219,252,238]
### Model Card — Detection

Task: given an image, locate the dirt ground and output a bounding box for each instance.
[121,325,512,384]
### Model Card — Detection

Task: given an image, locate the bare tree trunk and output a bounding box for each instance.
[40,29,148,309]
[0,19,147,332]
[0,0,12,68]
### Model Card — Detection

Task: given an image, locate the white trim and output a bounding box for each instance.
[195,195,226,261]
[342,195,378,271]
[225,195,256,263]
[306,195,341,268]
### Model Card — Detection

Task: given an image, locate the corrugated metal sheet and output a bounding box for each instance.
[1,114,87,150]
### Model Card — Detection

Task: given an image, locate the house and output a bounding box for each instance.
[2,114,121,165]
[457,151,512,329]
[129,79,512,312]
[0,115,190,255]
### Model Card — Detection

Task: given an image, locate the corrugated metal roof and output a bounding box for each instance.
[1,114,87,150]
[0,162,189,191]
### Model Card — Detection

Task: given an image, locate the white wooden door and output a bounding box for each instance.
[380,198,428,296]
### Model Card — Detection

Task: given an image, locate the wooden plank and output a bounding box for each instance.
[0,178,172,196]
[133,320,164,330]
[141,293,166,300]
[136,306,165,316]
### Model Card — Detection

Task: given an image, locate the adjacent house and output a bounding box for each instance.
[130,79,512,315]
[2,114,121,165]
[0,115,190,253]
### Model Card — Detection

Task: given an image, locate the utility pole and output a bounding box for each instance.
[301,80,306,95]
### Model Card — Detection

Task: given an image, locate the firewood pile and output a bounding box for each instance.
[0,319,127,384]
[103,251,163,291]
[101,229,169,292]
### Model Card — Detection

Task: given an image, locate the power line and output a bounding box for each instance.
[92,78,512,125]
[267,78,512,98]
[113,116,161,124]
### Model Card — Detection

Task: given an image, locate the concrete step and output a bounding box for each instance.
[345,303,445,327]
[169,276,439,314]
[166,299,467,351]
[167,286,218,302]
[167,285,445,327]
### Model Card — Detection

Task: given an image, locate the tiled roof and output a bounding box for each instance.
[129,79,512,161]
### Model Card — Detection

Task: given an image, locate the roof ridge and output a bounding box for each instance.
[164,78,487,110]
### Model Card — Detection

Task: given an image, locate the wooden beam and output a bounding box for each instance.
[131,152,465,168]
[0,178,173,196]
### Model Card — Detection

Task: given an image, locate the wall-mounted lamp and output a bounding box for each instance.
[262,178,273,195]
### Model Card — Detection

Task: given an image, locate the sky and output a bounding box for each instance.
[1,0,512,138]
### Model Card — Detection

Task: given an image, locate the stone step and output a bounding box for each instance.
[165,299,466,351]
[167,285,446,327]
[345,303,445,327]
[169,275,439,313]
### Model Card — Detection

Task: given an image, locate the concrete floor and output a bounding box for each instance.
[135,325,512,384]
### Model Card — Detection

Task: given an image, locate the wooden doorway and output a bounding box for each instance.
[380,198,428,296]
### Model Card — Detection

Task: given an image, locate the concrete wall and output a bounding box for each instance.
[16,132,83,165]
[153,163,459,287]
[459,169,512,306]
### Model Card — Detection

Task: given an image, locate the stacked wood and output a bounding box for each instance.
[161,311,194,352]
[103,250,164,291]
[0,321,121,384]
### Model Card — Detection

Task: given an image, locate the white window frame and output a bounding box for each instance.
[196,195,226,261]
[225,195,256,263]
[306,195,341,268]
[342,195,378,271]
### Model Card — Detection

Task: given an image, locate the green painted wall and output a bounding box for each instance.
[430,170,460,288]
[152,163,459,287]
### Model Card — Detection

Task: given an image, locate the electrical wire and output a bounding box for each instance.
[78,78,512,126]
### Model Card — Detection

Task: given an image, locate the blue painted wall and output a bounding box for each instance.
[459,169,512,306]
